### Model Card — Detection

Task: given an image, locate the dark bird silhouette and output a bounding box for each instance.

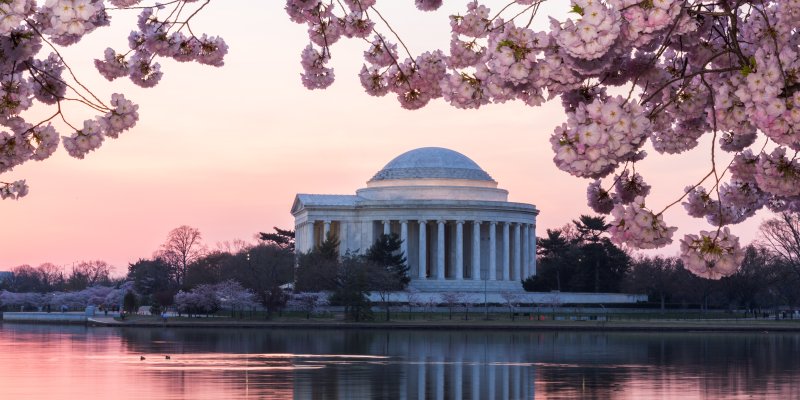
[165,355,171,360]
[140,356,146,361]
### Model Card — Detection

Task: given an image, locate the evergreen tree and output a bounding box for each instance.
[524,229,578,292]
[363,233,410,320]
[329,253,373,321]
[259,227,295,252]
[294,232,340,292]
[317,231,340,261]
[365,233,409,289]
[524,215,631,293]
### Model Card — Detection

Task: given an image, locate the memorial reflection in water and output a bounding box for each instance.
[2,324,800,399]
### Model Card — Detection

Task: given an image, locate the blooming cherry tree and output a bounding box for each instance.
[283,0,800,278]
[1,0,226,199]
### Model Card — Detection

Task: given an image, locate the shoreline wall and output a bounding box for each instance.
[2,312,87,324]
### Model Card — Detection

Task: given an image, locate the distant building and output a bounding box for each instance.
[291,147,539,293]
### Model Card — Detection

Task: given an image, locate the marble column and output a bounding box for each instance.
[400,220,408,260]
[455,220,464,280]
[522,223,529,279]
[437,220,446,280]
[418,220,427,279]
[383,220,391,235]
[489,222,497,281]
[323,220,331,239]
[472,221,481,281]
[294,225,301,254]
[513,223,521,281]
[502,222,510,281]
[307,220,315,251]
[530,224,537,276]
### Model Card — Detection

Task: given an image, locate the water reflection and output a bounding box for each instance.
[1,324,799,399]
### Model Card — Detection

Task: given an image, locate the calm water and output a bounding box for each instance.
[0,323,799,399]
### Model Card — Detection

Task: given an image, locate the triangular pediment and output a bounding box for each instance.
[290,195,305,214]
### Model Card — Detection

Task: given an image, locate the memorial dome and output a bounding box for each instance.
[368,147,495,183]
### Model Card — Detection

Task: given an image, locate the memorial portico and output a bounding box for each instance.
[291,147,539,292]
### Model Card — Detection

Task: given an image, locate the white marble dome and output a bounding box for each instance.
[359,147,506,201]
[369,147,495,183]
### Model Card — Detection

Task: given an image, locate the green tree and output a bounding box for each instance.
[622,256,680,310]
[363,233,410,321]
[571,215,629,293]
[295,232,340,292]
[523,229,578,291]
[329,253,373,321]
[184,251,230,288]
[524,215,630,293]
[366,233,409,287]
[122,291,138,314]
[259,227,295,252]
[127,258,178,307]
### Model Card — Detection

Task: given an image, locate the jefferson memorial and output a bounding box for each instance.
[291,147,538,293]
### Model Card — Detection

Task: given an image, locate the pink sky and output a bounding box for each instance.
[0,2,769,272]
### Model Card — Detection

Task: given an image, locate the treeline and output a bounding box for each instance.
[0,261,114,293]
[526,215,800,310]
[0,226,296,314]
[0,226,414,320]
[127,241,294,314]
[623,247,799,310]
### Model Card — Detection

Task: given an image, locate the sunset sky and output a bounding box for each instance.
[0,1,770,273]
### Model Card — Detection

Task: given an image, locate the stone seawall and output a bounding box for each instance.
[2,312,87,324]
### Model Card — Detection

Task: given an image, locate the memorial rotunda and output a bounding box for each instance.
[291,147,539,292]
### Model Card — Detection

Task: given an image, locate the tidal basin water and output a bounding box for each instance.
[1,324,799,399]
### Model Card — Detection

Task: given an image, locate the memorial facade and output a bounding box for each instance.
[291,147,539,292]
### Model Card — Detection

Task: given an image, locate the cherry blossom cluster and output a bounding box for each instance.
[62,93,137,159]
[95,6,228,87]
[587,179,614,214]
[301,44,334,89]
[683,181,767,226]
[552,0,620,61]
[1,1,224,200]
[610,0,682,46]
[550,96,648,179]
[0,179,28,199]
[754,147,800,198]
[613,170,650,204]
[680,227,745,280]
[608,196,677,249]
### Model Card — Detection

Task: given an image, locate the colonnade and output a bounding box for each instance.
[298,218,537,281]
